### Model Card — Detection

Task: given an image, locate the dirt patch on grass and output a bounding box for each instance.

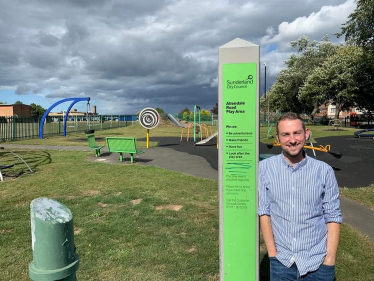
[83,190,100,196]
[114,192,122,196]
[186,246,196,252]
[97,202,109,207]
[131,198,143,205]
[74,227,83,235]
[155,204,183,211]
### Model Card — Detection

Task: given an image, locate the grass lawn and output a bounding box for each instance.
[1,150,219,280]
[261,123,358,144]
[0,123,373,280]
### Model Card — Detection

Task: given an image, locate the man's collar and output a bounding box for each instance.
[280,150,308,168]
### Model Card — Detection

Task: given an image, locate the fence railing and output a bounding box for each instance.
[0,115,138,142]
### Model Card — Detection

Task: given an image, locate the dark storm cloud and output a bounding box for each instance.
[0,0,354,114]
[34,31,60,47]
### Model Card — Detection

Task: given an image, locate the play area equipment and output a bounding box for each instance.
[39,97,90,139]
[194,131,218,146]
[266,122,275,139]
[105,137,144,163]
[354,129,374,138]
[139,108,160,148]
[166,113,188,128]
[267,140,342,159]
[0,147,33,181]
[86,134,104,157]
[193,105,202,141]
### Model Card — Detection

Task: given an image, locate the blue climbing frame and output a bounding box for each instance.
[39,97,90,139]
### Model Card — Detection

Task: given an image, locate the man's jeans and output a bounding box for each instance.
[269,257,335,281]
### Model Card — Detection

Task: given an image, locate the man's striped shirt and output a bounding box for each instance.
[258,153,342,276]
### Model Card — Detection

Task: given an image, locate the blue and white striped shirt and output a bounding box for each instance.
[258,153,342,276]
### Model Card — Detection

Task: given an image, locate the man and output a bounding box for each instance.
[258,112,342,280]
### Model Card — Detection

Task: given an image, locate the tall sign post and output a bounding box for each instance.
[218,38,260,281]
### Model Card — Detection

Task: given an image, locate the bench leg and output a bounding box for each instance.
[0,170,3,181]
[96,149,100,157]
[120,153,123,162]
[130,153,134,163]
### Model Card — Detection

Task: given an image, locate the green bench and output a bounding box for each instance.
[86,134,104,157]
[105,137,144,163]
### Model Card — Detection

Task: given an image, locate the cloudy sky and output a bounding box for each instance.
[0,0,356,115]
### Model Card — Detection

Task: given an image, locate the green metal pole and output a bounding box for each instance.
[13,115,17,141]
[194,106,197,141]
[193,105,201,141]
[58,117,61,135]
[199,108,201,139]
[29,197,79,281]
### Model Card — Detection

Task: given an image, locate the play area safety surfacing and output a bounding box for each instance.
[87,136,374,188]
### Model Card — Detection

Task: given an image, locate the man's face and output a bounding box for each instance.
[276,119,309,161]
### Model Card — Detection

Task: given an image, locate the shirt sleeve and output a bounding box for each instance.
[322,166,343,224]
[258,161,270,216]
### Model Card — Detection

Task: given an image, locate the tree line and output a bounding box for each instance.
[262,0,374,122]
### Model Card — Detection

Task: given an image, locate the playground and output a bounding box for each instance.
[1,123,374,280]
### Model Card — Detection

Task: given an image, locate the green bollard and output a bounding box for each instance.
[29,197,79,281]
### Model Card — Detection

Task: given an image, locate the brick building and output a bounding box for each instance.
[0,104,32,117]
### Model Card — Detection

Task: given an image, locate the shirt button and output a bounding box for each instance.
[293,238,296,241]
[292,204,295,207]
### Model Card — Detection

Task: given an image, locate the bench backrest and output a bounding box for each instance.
[106,137,137,152]
[87,134,98,148]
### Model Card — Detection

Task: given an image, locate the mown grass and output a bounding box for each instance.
[261,123,358,144]
[10,121,218,149]
[340,185,374,211]
[0,150,219,280]
[0,123,373,280]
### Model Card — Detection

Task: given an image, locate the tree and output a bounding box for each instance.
[155,107,165,115]
[14,100,23,104]
[30,103,46,117]
[178,107,190,115]
[178,107,190,120]
[338,0,374,111]
[210,103,218,114]
[200,109,211,121]
[338,0,374,51]
[300,45,364,119]
[182,111,190,121]
[267,36,339,121]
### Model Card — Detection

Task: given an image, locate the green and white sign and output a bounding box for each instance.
[218,39,259,281]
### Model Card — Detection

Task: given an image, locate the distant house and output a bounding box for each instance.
[48,105,98,119]
[0,104,32,117]
[314,102,363,119]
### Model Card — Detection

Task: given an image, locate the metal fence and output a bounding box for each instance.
[168,113,218,126]
[0,115,138,141]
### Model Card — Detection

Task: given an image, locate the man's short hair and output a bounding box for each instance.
[276,112,306,135]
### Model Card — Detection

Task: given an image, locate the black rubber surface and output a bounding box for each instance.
[141,136,374,188]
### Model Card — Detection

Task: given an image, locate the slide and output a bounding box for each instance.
[194,131,219,146]
[166,113,187,128]
[354,129,374,138]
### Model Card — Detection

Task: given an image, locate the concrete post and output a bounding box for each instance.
[218,38,260,281]
[29,197,79,281]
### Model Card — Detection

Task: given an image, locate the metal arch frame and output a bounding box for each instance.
[39,97,90,139]
[194,105,201,141]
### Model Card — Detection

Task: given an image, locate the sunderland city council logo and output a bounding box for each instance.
[226,74,253,89]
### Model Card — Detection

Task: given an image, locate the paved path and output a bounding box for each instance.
[1,141,373,241]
